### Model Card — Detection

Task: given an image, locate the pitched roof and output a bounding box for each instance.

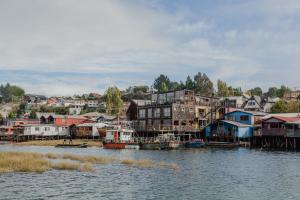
[264,116,300,123]
[226,109,266,116]
[221,120,252,127]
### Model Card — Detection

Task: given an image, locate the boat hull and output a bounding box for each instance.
[207,142,239,148]
[103,142,139,149]
[55,144,88,148]
[184,142,205,148]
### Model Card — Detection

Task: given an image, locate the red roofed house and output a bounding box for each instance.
[262,116,300,137]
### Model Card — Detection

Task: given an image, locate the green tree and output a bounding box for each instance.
[105,86,123,115]
[217,80,229,97]
[29,109,38,119]
[277,85,291,98]
[268,87,278,98]
[194,72,213,95]
[159,82,168,93]
[153,74,171,92]
[7,111,16,119]
[248,87,263,96]
[185,76,194,90]
[271,100,288,113]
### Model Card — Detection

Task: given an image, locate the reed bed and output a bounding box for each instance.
[0,152,179,174]
[15,140,102,147]
[62,154,115,164]
[0,152,51,173]
[51,162,81,171]
[121,158,179,170]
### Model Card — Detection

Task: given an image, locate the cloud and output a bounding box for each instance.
[0,0,299,95]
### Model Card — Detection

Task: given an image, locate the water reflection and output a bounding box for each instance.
[0,145,300,200]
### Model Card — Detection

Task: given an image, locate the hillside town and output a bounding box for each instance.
[0,75,300,150]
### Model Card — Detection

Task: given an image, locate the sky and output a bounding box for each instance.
[0,0,300,96]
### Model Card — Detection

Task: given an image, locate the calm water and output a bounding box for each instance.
[0,144,300,200]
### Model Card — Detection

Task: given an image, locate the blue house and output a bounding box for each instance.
[205,110,266,140]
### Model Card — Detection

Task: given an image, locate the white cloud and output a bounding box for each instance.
[0,0,300,95]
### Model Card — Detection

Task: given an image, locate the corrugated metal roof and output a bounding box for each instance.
[221,120,252,127]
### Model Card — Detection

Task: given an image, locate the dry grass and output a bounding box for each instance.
[62,153,115,164]
[15,140,103,147]
[120,158,178,170]
[0,152,179,174]
[80,163,95,172]
[51,162,81,171]
[121,159,135,165]
[157,162,179,170]
[0,152,51,173]
[45,153,60,159]
[136,159,155,168]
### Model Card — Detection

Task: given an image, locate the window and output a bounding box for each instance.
[240,115,249,121]
[181,120,187,126]
[174,120,179,125]
[163,107,171,117]
[147,108,152,118]
[154,108,160,118]
[270,122,281,129]
[163,119,171,125]
[35,127,39,131]
[138,109,146,118]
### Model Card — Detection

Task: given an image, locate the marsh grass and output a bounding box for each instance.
[121,159,135,165]
[51,162,81,171]
[0,152,179,174]
[0,152,51,173]
[120,158,178,170]
[15,140,102,147]
[62,153,115,164]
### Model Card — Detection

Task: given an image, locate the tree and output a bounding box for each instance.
[271,100,288,113]
[248,87,262,96]
[185,76,194,90]
[105,86,123,115]
[0,83,25,102]
[217,80,229,97]
[277,85,290,98]
[29,109,38,119]
[194,72,213,95]
[267,87,278,98]
[286,101,300,113]
[159,82,168,93]
[153,74,171,92]
[7,111,16,119]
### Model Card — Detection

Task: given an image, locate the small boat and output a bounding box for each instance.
[185,139,206,148]
[207,141,239,148]
[103,126,138,149]
[140,142,168,150]
[55,143,88,148]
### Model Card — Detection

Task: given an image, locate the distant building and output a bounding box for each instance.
[205,110,266,140]
[87,100,98,108]
[262,116,300,137]
[23,94,47,105]
[283,90,300,101]
[135,90,203,135]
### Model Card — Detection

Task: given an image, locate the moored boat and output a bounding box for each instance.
[55,143,88,148]
[103,126,138,149]
[207,141,239,148]
[184,139,206,148]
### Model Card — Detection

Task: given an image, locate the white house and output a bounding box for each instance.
[105,126,134,142]
[23,124,69,137]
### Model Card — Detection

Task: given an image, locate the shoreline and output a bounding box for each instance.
[9,139,103,147]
